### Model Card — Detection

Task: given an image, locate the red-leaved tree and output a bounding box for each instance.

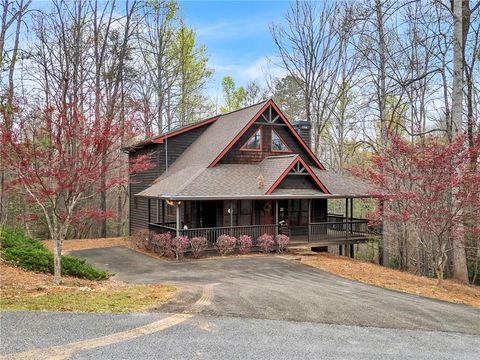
[364,134,480,281]
[0,107,150,283]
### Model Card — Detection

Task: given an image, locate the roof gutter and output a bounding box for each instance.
[134,193,381,200]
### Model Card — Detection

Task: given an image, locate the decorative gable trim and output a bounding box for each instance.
[208,99,325,169]
[152,115,220,144]
[266,156,330,195]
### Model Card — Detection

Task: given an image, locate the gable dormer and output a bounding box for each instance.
[216,101,324,169]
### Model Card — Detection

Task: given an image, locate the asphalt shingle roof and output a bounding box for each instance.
[135,100,378,199]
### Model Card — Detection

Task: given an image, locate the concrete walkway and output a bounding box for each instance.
[71,247,480,335]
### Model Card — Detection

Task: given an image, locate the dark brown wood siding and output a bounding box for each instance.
[128,125,211,233]
[276,175,318,190]
[218,122,315,166]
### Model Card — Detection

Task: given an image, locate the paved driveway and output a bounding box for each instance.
[71,247,480,335]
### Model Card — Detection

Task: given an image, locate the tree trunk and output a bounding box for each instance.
[450,0,469,283]
[53,238,62,285]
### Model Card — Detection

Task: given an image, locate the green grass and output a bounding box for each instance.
[0,284,176,313]
[0,227,108,280]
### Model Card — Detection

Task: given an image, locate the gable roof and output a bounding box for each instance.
[136,155,378,199]
[134,100,379,200]
[209,99,325,169]
[163,101,269,175]
[265,156,330,194]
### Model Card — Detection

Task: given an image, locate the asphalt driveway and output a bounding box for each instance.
[71,247,480,335]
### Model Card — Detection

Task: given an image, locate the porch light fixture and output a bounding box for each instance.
[166,200,181,206]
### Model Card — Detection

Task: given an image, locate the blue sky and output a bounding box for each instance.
[180,0,290,96]
[30,0,289,96]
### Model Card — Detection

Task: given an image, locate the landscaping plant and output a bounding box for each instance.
[237,235,253,254]
[276,234,290,254]
[190,236,208,258]
[0,227,108,280]
[151,232,174,257]
[171,235,189,260]
[131,229,155,250]
[257,233,274,253]
[216,234,236,256]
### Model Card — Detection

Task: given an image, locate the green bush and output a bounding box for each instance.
[0,227,108,280]
[61,256,108,280]
[0,227,46,250]
[3,247,53,273]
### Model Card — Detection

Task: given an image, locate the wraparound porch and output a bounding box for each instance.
[144,198,381,252]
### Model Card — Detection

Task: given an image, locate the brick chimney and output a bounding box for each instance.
[292,120,312,148]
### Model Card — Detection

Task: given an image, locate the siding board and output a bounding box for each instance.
[128,125,211,233]
[219,122,315,166]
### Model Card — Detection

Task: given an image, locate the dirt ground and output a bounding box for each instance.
[0,260,176,313]
[43,237,131,253]
[301,253,480,308]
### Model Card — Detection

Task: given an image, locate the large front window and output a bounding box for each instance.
[241,128,262,150]
[271,129,290,152]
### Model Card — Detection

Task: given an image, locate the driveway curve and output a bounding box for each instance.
[71,247,480,335]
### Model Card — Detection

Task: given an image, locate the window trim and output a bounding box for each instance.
[271,128,291,153]
[240,127,263,152]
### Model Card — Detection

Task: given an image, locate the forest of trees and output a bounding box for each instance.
[1,0,479,283]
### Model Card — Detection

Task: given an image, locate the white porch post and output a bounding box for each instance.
[176,202,180,237]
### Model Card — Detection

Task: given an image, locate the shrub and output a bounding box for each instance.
[2,246,108,280]
[190,236,208,259]
[131,229,155,250]
[257,233,274,253]
[3,247,52,273]
[171,235,189,260]
[151,232,173,257]
[216,234,236,256]
[60,256,109,280]
[1,226,108,280]
[0,227,45,250]
[275,234,290,254]
[237,235,252,255]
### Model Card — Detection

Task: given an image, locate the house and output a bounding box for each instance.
[125,99,379,255]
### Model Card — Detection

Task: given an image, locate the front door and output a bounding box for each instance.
[201,201,219,228]
[258,200,274,225]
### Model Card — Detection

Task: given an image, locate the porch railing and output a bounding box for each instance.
[309,219,379,243]
[148,218,380,247]
[182,224,277,248]
[148,223,277,248]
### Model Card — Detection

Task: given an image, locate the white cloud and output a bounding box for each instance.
[210,55,286,84]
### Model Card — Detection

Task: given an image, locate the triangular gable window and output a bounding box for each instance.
[271,129,290,152]
[241,128,262,151]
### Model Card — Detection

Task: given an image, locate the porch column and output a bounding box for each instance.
[308,199,312,242]
[350,198,354,259]
[274,200,279,236]
[147,198,151,224]
[345,198,350,257]
[175,202,180,237]
[162,200,165,224]
[229,200,233,227]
